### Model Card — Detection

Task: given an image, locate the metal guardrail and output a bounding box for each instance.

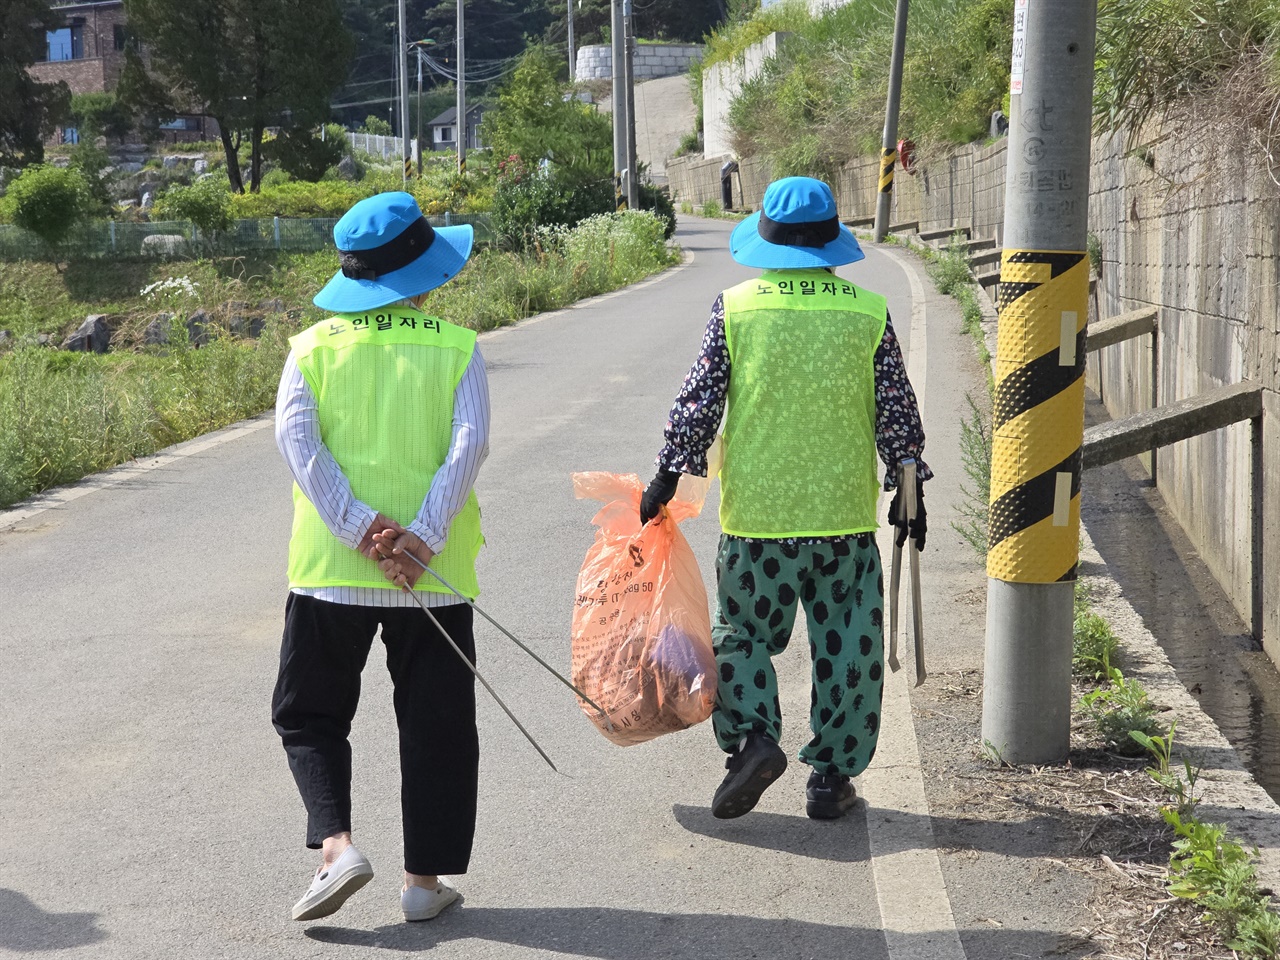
[1082,379,1265,640]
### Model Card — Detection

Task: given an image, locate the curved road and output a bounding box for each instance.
[1,216,1080,958]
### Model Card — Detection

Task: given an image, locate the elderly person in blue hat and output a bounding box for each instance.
[641,176,930,820]
[272,192,487,923]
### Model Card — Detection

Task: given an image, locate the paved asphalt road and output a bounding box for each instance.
[1,216,1074,958]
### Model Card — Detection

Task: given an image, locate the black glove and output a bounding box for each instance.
[887,475,927,551]
[640,469,680,525]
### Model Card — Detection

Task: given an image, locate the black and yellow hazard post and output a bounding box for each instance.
[872,0,909,244]
[404,155,414,180]
[982,0,1098,765]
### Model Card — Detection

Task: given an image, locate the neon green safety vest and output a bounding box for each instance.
[720,268,888,538]
[286,306,483,599]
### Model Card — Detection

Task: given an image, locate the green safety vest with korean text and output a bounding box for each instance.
[285,306,483,599]
[720,268,887,538]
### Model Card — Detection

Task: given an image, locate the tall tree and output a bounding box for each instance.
[122,0,353,193]
[0,0,71,167]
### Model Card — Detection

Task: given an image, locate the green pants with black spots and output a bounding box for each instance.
[711,534,885,778]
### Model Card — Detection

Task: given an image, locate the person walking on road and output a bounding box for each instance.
[641,176,930,821]
[272,192,489,923]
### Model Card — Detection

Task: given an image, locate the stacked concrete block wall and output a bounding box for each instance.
[574,43,703,82]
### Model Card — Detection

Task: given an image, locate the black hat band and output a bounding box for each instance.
[757,211,841,248]
[339,216,436,281]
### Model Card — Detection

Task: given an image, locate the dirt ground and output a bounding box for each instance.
[908,668,1254,959]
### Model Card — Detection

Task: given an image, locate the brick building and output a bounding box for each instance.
[28,0,218,145]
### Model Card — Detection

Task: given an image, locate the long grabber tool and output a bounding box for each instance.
[397,550,614,732]
[395,578,562,773]
[887,459,927,686]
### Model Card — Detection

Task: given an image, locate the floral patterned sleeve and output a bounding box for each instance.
[876,315,933,489]
[655,298,932,487]
[656,294,729,478]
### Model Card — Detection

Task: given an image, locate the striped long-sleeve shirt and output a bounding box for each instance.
[274,345,490,608]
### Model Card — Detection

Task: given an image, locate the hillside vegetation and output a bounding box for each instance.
[708,0,1280,176]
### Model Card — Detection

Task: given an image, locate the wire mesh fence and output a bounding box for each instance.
[0,214,493,262]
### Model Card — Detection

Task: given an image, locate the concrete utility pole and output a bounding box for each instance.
[456,0,467,174]
[416,45,424,176]
[873,0,908,243]
[623,0,639,209]
[568,0,576,82]
[611,0,627,209]
[981,0,1098,765]
[398,0,411,184]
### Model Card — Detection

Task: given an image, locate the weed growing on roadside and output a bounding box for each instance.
[1130,721,1201,817]
[951,392,991,558]
[1082,666,1165,755]
[699,199,724,218]
[926,233,973,295]
[1073,608,1120,682]
[977,739,1009,767]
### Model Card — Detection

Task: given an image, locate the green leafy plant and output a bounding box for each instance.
[1130,721,1200,816]
[927,233,974,295]
[359,114,393,136]
[1081,666,1165,755]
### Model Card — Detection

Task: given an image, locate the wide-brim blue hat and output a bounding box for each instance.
[730,176,864,269]
[314,191,473,313]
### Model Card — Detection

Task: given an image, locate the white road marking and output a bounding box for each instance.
[864,246,967,960]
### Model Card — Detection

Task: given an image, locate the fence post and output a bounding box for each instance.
[445,211,451,226]
[110,220,117,254]
[274,216,282,250]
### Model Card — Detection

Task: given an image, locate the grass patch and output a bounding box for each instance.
[0,212,678,509]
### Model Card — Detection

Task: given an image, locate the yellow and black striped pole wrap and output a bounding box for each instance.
[404,157,414,180]
[987,249,1090,584]
[879,148,898,193]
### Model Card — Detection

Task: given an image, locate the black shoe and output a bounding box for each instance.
[806,771,858,820]
[712,734,788,819]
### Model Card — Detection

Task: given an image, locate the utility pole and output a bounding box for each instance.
[398,0,411,184]
[416,44,424,176]
[623,0,638,209]
[456,0,467,174]
[873,0,908,243]
[610,0,627,209]
[981,0,1098,765]
[568,0,576,82]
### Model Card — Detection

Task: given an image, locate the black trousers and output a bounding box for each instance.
[271,594,479,876]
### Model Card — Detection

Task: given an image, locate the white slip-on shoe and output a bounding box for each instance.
[291,845,375,921]
[401,880,460,922]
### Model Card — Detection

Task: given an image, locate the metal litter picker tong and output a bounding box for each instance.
[887,459,927,686]
[391,549,614,773]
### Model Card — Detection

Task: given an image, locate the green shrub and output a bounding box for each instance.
[490,159,613,249]
[229,180,368,219]
[69,91,133,141]
[153,179,233,236]
[6,165,90,249]
[264,124,347,182]
[359,115,393,136]
[638,182,676,239]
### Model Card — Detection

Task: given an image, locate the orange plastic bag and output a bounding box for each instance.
[571,471,716,746]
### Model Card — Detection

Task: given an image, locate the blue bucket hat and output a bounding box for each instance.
[313,192,473,313]
[730,176,864,269]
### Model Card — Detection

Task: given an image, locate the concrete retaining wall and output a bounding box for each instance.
[671,126,1280,659]
[575,43,703,82]
[702,33,789,160]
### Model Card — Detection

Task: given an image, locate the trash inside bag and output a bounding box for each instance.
[571,471,716,746]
